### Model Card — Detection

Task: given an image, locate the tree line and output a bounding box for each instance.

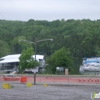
[0,19,100,74]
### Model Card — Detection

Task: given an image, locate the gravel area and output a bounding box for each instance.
[0,82,100,100]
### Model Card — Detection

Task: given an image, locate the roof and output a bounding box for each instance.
[1,54,20,59]
[0,54,44,64]
[83,58,100,64]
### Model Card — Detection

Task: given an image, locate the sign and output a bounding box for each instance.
[91,92,100,99]
[3,76,20,81]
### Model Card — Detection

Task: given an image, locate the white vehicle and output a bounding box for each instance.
[79,57,100,74]
[24,67,39,74]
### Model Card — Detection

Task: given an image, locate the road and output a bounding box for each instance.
[0,83,99,100]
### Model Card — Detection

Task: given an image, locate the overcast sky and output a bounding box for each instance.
[0,0,100,21]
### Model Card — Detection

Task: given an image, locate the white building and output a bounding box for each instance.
[0,54,45,73]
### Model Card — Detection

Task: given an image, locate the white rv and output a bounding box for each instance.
[0,54,45,73]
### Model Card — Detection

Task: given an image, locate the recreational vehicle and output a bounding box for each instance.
[0,54,45,73]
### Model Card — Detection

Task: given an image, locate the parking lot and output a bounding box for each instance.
[0,82,100,100]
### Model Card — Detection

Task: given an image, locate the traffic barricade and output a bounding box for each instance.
[20,76,27,83]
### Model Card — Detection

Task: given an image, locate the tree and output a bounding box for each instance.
[46,47,72,74]
[10,36,33,53]
[18,47,39,73]
[0,40,10,57]
[95,46,100,57]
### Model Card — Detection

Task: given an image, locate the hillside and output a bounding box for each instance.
[0,19,100,74]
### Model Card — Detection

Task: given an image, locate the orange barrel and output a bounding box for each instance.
[20,76,27,83]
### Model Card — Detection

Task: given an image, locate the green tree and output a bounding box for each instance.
[0,40,10,57]
[18,47,39,73]
[10,36,32,53]
[95,46,100,56]
[46,47,72,74]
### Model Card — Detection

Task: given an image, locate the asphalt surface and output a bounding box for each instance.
[0,82,100,100]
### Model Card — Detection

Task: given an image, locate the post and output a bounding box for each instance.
[34,42,36,62]
[34,72,36,85]
[34,41,37,85]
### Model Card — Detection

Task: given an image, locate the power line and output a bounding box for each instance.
[0,12,5,19]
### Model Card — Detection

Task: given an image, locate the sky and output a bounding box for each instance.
[0,0,100,21]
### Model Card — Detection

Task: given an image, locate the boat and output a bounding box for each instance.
[79,57,100,75]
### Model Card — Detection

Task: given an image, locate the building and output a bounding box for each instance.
[0,54,45,73]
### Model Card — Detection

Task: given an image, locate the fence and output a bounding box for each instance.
[0,75,100,85]
[25,75,100,85]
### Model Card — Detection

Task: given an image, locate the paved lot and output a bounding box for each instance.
[0,82,100,100]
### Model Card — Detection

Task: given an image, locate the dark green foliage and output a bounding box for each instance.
[46,47,72,74]
[0,40,10,57]
[0,19,100,74]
